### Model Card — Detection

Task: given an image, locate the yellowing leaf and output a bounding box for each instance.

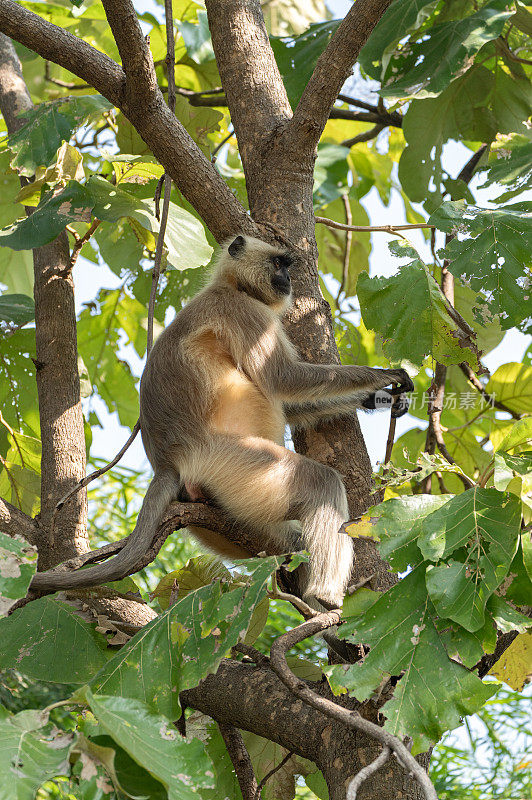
[490,631,532,690]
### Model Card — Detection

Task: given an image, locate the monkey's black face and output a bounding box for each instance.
[270,254,292,296]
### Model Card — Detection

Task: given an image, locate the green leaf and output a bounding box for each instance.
[172,94,224,157]
[77,289,141,428]
[370,494,453,572]
[6,95,112,176]
[91,556,283,717]
[0,709,72,800]
[329,566,496,754]
[429,200,532,332]
[0,328,39,443]
[0,595,108,683]
[0,532,37,617]
[479,142,532,202]
[487,594,532,633]
[437,615,497,669]
[84,692,214,800]
[312,144,350,210]
[0,293,34,326]
[0,248,33,296]
[357,240,482,369]
[271,21,340,109]
[419,488,521,631]
[486,363,532,415]
[381,1,512,99]
[152,554,232,610]
[359,0,437,81]
[178,10,215,64]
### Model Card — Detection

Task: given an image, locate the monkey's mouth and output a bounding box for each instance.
[271,275,291,295]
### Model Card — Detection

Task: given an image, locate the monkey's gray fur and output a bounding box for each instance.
[31,235,413,604]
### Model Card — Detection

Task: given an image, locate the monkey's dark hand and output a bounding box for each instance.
[362,390,410,418]
[389,369,414,395]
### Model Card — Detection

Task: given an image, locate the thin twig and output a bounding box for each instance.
[269,612,438,800]
[342,123,385,148]
[315,217,433,234]
[254,751,294,800]
[218,723,258,800]
[69,218,101,270]
[44,60,89,89]
[211,127,234,163]
[459,362,520,419]
[347,746,391,799]
[336,193,353,306]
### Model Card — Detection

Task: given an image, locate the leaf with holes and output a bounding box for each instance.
[418,488,521,631]
[429,201,532,333]
[0,532,37,617]
[357,240,482,369]
[6,95,112,176]
[328,566,496,754]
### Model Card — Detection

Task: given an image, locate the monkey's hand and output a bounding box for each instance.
[388,368,414,395]
[362,390,410,418]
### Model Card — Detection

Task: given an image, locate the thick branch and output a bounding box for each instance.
[286,0,393,154]
[0,496,37,544]
[269,612,438,800]
[0,33,88,567]
[0,0,124,105]
[218,723,258,800]
[0,0,251,241]
[101,0,158,103]
[205,0,291,179]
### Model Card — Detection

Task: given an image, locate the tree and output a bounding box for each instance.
[0,0,530,799]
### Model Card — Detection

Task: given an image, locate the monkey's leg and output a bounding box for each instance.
[181,435,352,607]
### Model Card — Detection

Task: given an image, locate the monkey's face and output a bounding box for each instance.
[224,235,294,309]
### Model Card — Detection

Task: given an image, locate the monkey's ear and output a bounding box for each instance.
[228,235,245,258]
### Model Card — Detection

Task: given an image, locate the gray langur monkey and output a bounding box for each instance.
[32,235,413,605]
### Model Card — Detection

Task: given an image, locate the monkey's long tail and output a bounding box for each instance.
[30,470,179,592]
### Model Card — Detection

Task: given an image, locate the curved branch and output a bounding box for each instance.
[0,0,251,241]
[29,500,272,592]
[0,0,124,105]
[0,496,37,544]
[269,612,438,800]
[285,0,393,155]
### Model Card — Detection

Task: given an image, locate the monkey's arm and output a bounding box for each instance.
[284,390,410,428]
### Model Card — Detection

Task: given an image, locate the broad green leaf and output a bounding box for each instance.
[0,248,33,296]
[0,532,37,617]
[5,95,112,176]
[271,21,340,109]
[382,1,512,99]
[152,554,232,610]
[15,142,84,206]
[91,556,283,718]
[84,692,214,800]
[178,10,215,64]
[0,595,108,683]
[0,456,40,516]
[172,94,224,157]
[487,594,532,634]
[0,328,39,443]
[369,494,452,572]
[0,176,213,271]
[357,240,482,369]
[430,201,532,332]
[77,290,140,427]
[94,219,145,277]
[506,537,532,606]
[329,566,496,753]
[486,363,532,415]
[359,0,437,81]
[419,488,521,631]
[0,293,34,326]
[479,141,532,202]
[313,144,350,210]
[0,709,72,800]
[494,451,532,514]
[438,615,497,669]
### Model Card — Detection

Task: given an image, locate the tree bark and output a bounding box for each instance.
[0,34,88,568]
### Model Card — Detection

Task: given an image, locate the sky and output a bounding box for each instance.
[70,0,531,473]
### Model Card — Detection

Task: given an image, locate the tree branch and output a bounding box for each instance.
[285,0,393,155]
[269,612,438,800]
[0,0,251,241]
[0,496,37,544]
[218,723,259,800]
